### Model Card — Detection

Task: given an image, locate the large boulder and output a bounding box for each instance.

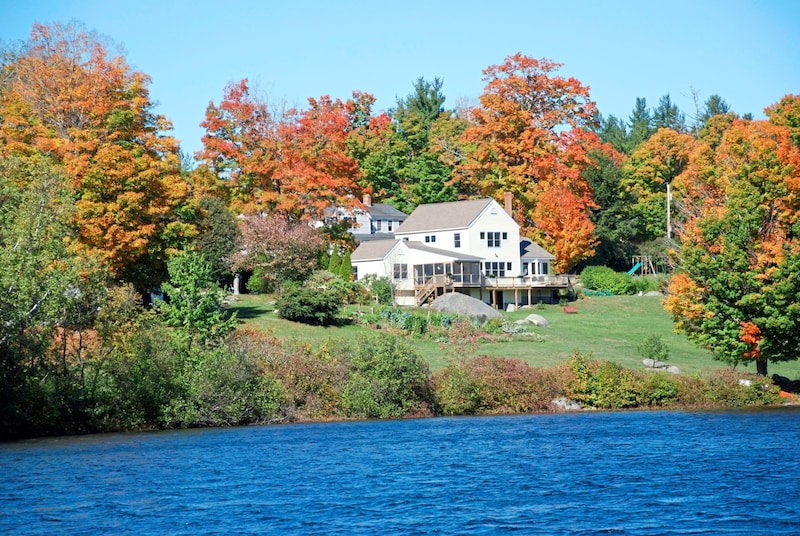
[429,293,501,323]
[514,313,550,328]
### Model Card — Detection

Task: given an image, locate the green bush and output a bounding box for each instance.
[276,284,342,325]
[580,265,636,295]
[327,333,434,418]
[643,373,680,406]
[701,369,780,407]
[637,333,670,363]
[432,361,482,415]
[566,354,643,408]
[161,346,284,428]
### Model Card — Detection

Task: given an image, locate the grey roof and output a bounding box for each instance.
[405,241,484,261]
[520,238,555,260]
[351,239,484,263]
[353,232,397,242]
[395,198,494,234]
[351,239,399,262]
[368,203,408,220]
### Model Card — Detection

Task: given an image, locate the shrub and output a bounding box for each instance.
[637,333,670,364]
[358,274,393,305]
[566,354,644,408]
[701,369,780,407]
[643,373,680,406]
[161,346,284,428]
[432,361,482,415]
[433,356,562,415]
[580,265,636,295]
[276,284,342,325]
[326,333,434,418]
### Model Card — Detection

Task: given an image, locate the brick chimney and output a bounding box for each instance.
[363,193,372,207]
[504,191,513,216]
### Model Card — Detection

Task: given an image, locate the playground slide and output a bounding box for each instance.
[627,261,642,276]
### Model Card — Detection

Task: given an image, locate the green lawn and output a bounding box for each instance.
[229,294,800,379]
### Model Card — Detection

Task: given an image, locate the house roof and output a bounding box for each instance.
[520,238,555,260]
[404,241,484,261]
[351,239,399,262]
[368,203,408,220]
[351,239,484,263]
[354,232,397,242]
[395,198,495,234]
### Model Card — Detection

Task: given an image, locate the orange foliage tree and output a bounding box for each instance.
[622,128,696,241]
[197,80,364,220]
[0,22,194,291]
[664,116,800,375]
[456,54,601,272]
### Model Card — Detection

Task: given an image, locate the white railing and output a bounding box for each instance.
[483,275,571,288]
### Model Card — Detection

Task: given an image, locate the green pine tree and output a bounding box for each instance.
[339,250,353,280]
[328,249,341,274]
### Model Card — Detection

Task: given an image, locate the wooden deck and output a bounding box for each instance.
[414,274,572,306]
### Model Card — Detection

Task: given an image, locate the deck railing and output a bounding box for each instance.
[414,274,570,290]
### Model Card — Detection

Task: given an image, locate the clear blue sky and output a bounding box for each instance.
[2,0,798,156]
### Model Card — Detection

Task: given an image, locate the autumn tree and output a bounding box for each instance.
[766,94,800,147]
[457,54,601,272]
[230,214,325,293]
[279,94,364,221]
[665,117,800,375]
[623,128,695,243]
[0,22,195,293]
[196,79,285,215]
[198,81,364,221]
[344,91,395,201]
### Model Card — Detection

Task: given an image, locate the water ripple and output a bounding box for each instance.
[2,408,800,534]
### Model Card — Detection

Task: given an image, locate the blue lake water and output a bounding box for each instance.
[2,408,800,535]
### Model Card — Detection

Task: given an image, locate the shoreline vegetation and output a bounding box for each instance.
[4,293,797,442]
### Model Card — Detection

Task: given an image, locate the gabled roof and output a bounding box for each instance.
[351,239,484,263]
[351,239,400,262]
[520,238,555,260]
[395,198,495,234]
[405,241,484,261]
[368,203,408,220]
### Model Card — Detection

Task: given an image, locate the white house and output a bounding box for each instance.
[351,195,569,308]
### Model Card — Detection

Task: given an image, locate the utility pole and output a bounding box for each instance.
[666,182,672,239]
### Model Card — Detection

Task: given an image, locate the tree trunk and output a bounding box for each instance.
[756,358,768,376]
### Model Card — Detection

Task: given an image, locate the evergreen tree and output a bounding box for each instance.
[699,94,731,125]
[339,250,353,281]
[628,97,655,149]
[328,249,341,274]
[597,114,631,153]
[389,77,457,211]
[194,196,240,287]
[653,94,687,132]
